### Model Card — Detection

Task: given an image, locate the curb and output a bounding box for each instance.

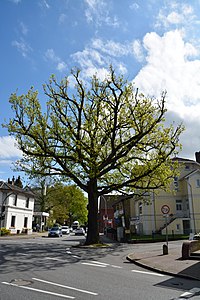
[126,254,200,282]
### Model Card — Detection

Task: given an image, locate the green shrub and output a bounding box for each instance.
[0,228,11,236]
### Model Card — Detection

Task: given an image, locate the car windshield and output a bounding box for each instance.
[62,226,68,229]
[51,228,59,231]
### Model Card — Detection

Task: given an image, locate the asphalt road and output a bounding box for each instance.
[1,235,200,300]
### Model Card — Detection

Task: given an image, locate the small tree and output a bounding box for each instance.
[46,183,87,225]
[3,67,184,244]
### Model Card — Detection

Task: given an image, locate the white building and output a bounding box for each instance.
[0,180,35,234]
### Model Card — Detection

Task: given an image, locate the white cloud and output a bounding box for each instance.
[72,38,137,79]
[155,2,195,29]
[39,0,50,9]
[92,39,131,57]
[20,22,28,35]
[132,40,144,62]
[0,136,22,159]
[57,62,67,72]
[84,0,120,27]
[129,2,139,10]
[134,30,200,121]
[44,49,67,72]
[12,38,32,58]
[58,13,66,24]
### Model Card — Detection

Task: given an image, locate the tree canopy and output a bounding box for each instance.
[3,67,184,244]
[46,183,87,226]
[32,178,87,226]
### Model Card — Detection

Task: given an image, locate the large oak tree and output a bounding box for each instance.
[4,67,184,244]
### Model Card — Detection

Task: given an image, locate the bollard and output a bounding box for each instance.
[163,244,168,255]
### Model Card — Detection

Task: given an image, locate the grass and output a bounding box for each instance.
[127,234,189,242]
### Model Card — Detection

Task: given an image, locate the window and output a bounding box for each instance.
[176,200,182,211]
[186,199,189,210]
[174,177,179,190]
[24,217,28,228]
[13,195,17,206]
[25,197,29,208]
[139,202,142,214]
[196,179,200,188]
[11,216,16,227]
[176,224,180,231]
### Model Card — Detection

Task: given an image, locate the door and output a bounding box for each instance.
[183,220,190,235]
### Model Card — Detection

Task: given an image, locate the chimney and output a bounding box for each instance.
[195,152,200,163]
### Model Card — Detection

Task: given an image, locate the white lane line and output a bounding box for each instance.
[90,261,109,266]
[88,261,122,269]
[111,265,122,269]
[2,282,74,299]
[45,257,63,261]
[81,262,107,268]
[32,278,98,296]
[131,270,165,277]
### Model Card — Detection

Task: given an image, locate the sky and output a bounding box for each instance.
[1,0,200,183]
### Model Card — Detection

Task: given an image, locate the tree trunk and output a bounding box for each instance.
[85,178,99,245]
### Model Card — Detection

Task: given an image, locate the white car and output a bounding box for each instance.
[61,226,70,235]
[75,227,85,236]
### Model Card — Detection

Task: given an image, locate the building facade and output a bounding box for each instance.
[0,180,35,234]
[130,157,200,235]
[100,156,200,237]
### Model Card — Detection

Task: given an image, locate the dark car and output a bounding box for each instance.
[48,227,62,237]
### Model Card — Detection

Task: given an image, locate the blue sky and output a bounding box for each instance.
[1,0,200,183]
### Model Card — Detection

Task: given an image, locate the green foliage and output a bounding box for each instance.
[3,67,184,195]
[46,183,87,225]
[0,228,11,236]
[3,66,184,244]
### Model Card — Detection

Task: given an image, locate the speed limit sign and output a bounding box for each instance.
[161,205,170,214]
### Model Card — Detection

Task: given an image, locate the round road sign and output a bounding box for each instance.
[161,205,170,214]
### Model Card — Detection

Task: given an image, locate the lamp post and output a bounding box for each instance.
[0,192,15,236]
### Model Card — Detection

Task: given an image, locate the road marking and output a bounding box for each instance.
[32,278,98,295]
[111,265,122,269]
[90,261,109,266]
[2,282,74,299]
[45,257,63,261]
[81,262,107,268]
[131,270,165,277]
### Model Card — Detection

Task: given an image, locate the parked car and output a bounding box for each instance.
[48,227,62,237]
[74,227,85,236]
[61,225,70,235]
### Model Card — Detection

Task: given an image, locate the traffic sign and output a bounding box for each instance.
[161,205,170,214]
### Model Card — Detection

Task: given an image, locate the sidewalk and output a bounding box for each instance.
[0,231,48,239]
[126,241,200,281]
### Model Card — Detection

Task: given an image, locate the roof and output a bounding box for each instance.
[171,157,197,163]
[0,181,35,197]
